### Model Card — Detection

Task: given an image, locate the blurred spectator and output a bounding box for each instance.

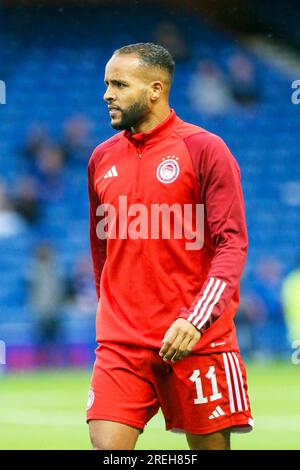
[13,176,40,225]
[188,59,232,115]
[236,282,267,357]
[154,21,189,62]
[27,243,65,367]
[22,124,52,168]
[66,252,97,314]
[282,263,300,343]
[35,144,65,202]
[61,114,92,165]
[228,52,260,107]
[246,257,288,357]
[0,179,27,238]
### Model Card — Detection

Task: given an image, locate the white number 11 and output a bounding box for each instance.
[189,366,222,404]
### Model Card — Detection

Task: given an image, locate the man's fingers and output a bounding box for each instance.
[159,341,171,357]
[160,338,180,360]
[169,331,186,351]
[171,329,202,362]
[170,349,185,362]
[160,331,185,361]
[180,335,200,358]
[162,331,194,362]
[159,330,178,357]
[188,333,201,350]
[162,327,176,344]
[171,335,194,363]
[160,320,202,362]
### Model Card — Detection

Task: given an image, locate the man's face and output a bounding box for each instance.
[103,54,151,130]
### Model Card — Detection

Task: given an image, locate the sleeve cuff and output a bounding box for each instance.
[176,308,206,335]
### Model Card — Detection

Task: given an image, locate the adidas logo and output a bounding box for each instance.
[208,406,225,420]
[104,165,118,179]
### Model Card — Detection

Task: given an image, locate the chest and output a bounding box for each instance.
[94,140,201,207]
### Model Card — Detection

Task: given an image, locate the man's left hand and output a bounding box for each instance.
[159,318,201,363]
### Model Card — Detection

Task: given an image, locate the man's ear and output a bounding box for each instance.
[151,81,163,101]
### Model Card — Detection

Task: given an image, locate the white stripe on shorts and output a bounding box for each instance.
[232,352,248,411]
[227,353,243,411]
[222,353,235,413]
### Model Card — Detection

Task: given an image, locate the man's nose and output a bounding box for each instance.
[103,87,116,102]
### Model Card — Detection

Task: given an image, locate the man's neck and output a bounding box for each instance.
[130,107,171,135]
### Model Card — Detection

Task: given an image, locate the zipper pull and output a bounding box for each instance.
[138,152,142,159]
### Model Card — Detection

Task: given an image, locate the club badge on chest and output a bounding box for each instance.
[156,157,180,184]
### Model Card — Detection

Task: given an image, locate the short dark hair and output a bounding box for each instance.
[113,42,175,81]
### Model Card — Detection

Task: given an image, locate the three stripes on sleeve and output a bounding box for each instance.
[188,277,227,331]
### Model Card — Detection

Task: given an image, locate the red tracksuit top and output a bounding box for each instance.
[88,109,248,354]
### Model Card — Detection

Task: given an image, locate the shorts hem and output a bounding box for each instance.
[166,417,254,435]
[86,414,145,431]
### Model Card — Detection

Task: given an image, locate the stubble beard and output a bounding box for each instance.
[110,94,149,131]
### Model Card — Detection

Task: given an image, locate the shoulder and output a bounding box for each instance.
[178,120,228,152]
[88,132,124,173]
[174,118,240,178]
[174,117,230,155]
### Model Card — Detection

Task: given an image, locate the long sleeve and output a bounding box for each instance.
[88,156,107,301]
[177,133,248,334]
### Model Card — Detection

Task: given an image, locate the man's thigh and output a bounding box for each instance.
[89,420,141,450]
[86,343,160,439]
[186,428,231,450]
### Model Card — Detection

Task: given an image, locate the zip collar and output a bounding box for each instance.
[124,109,177,147]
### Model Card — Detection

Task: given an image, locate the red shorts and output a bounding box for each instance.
[86,343,253,435]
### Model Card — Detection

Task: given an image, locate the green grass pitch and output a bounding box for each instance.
[0,361,299,450]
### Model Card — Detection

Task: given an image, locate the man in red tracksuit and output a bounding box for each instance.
[86,43,253,450]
